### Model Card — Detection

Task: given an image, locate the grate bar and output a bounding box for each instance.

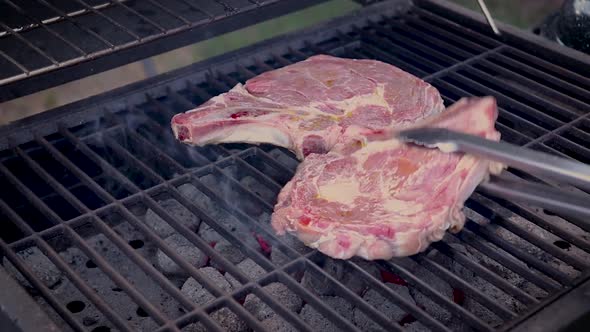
[400,14,489,53]
[524,113,590,155]
[110,0,166,33]
[13,146,89,214]
[90,211,197,311]
[63,223,170,325]
[478,58,589,113]
[494,121,534,146]
[432,241,539,305]
[0,233,87,332]
[121,124,187,175]
[32,0,115,48]
[96,205,224,331]
[502,47,590,89]
[144,0,191,25]
[0,199,35,236]
[71,0,140,39]
[3,0,87,56]
[415,254,518,320]
[454,227,559,292]
[412,7,501,49]
[32,231,135,332]
[51,127,270,331]
[269,267,363,332]
[0,20,58,65]
[62,129,270,286]
[166,87,198,109]
[174,0,214,19]
[368,19,458,66]
[36,136,113,203]
[301,256,404,332]
[0,162,62,225]
[484,182,590,248]
[465,222,572,285]
[0,202,133,331]
[381,17,477,60]
[344,259,452,331]
[464,65,582,122]
[489,52,590,104]
[59,127,141,193]
[359,36,429,76]
[445,72,564,129]
[363,25,445,71]
[101,133,165,183]
[432,78,549,138]
[471,194,589,270]
[0,49,29,73]
[157,184,320,331]
[382,260,492,331]
[422,46,503,81]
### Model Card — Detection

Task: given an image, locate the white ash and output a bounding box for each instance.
[260,314,298,332]
[2,247,63,290]
[404,322,429,332]
[300,296,354,332]
[181,267,232,305]
[210,239,246,270]
[181,267,248,332]
[197,222,224,244]
[397,257,454,325]
[179,183,258,244]
[353,284,414,329]
[466,206,583,280]
[243,282,303,320]
[144,198,200,238]
[225,258,267,288]
[425,244,515,326]
[486,221,579,279]
[183,308,249,332]
[156,234,207,277]
[54,234,183,332]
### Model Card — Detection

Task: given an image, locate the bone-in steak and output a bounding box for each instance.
[271,97,503,260]
[171,55,444,159]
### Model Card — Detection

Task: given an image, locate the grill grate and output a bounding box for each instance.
[0,0,331,102]
[1,0,590,331]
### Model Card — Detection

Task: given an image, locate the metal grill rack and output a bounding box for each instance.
[1,0,590,331]
[0,0,331,102]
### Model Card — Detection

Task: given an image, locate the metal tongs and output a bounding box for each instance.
[396,127,590,221]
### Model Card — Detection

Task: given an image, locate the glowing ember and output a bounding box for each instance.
[380,270,408,286]
[453,288,465,305]
[254,233,272,256]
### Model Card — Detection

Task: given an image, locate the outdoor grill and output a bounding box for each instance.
[1,0,590,331]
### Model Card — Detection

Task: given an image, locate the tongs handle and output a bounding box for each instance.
[398,128,590,192]
[480,176,590,222]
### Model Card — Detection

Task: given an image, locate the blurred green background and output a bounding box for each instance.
[0,0,564,124]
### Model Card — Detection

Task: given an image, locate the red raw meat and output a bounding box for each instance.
[271,97,503,260]
[171,55,443,159]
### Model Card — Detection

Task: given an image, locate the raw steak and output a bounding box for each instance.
[171,55,443,159]
[271,97,504,260]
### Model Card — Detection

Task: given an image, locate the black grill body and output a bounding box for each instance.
[1,1,590,331]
